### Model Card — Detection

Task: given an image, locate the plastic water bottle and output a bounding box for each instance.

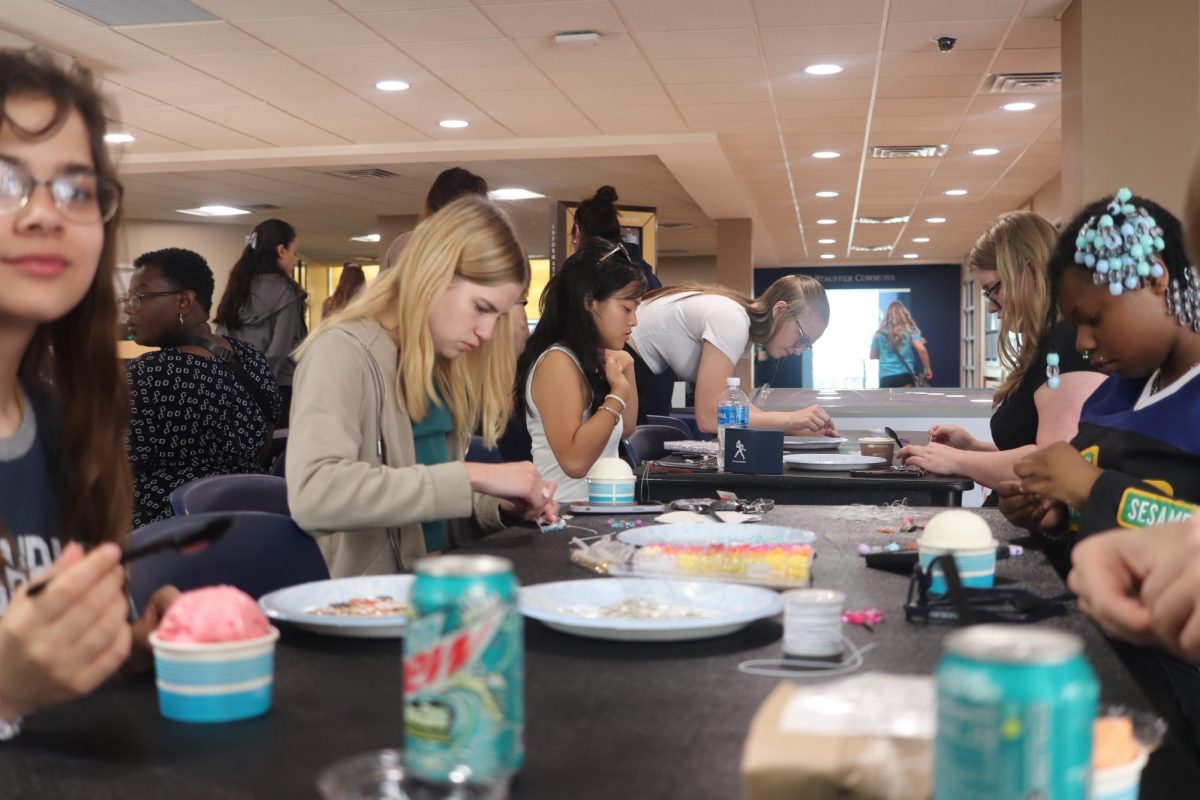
[717,377,750,473]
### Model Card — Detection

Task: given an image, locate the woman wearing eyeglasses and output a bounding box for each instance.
[123,248,281,528]
[899,211,1106,491]
[0,48,177,735]
[870,301,932,388]
[628,275,837,436]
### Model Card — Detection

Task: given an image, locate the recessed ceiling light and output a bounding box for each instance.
[816,218,837,225]
[903,253,920,259]
[943,189,968,196]
[439,119,469,129]
[971,147,1000,156]
[375,80,410,92]
[104,132,135,144]
[912,236,931,243]
[818,238,836,244]
[350,233,381,243]
[489,188,546,201]
[177,205,251,217]
[812,151,840,159]
[1002,101,1036,112]
[805,64,843,76]
[926,217,947,224]
[820,254,836,260]
[814,190,839,198]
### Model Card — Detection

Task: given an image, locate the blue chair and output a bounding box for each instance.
[466,434,504,464]
[646,415,693,439]
[621,424,684,469]
[170,474,289,517]
[127,511,329,610]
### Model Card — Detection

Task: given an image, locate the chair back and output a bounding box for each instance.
[621,424,683,468]
[646,415,693,439]
[127,511,329,610]
[466,435,504,464]
[170,474,289,516]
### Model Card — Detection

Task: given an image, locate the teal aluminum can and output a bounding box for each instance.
[404,555,523,783]
[935,625,1098,800]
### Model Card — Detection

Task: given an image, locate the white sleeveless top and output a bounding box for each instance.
[525,344,623,502]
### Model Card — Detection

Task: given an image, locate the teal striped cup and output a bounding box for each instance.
[149,626,280,723]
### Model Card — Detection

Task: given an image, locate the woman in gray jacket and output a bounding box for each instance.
[287,197,559,576]
[215,218,306,424]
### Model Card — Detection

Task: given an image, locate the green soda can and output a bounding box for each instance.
[403,555,523,784]
[935,624,1098,800]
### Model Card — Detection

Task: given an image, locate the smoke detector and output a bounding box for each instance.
[554,30,601,47]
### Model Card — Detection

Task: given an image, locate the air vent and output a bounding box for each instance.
[987,72,1062,93]
[856,215,910,225]
[870,144,947,159]
[659,222,695,230]
[849,244,894,252]
[329,168,400,180]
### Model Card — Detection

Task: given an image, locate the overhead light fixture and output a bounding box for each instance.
[857,215,909,224]
[177,205,251,217]
[812,151,840,159]
[814,190,839,198]
[971,147,1000,156]
[926,217,947,224]
[912,236,931,243]
[943,189,968,196]
[903,253,920,259]
[104,132,135,144]
[375,80,410,92]
[816,219,837,225]
[554,29,601,47]
[804,63,843,76]
[439,119,469,129]
[820,254,836,260]
[1002,101,1036,111]
[850,244,894,253]
[818,238,836,244]
[350,233,381,243]
[489,188,546,201]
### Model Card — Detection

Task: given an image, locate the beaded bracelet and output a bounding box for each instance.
[598,405,622,424]
[604,393,627,411]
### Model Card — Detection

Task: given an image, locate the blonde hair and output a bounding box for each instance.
[300,197,529,446]
[876,301,920,350]
[967,210,1058,405]
[643,275,829,345]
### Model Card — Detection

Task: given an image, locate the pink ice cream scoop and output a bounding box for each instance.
[156,585,271,644]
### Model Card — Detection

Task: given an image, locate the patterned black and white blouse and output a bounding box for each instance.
[127,338,282,528]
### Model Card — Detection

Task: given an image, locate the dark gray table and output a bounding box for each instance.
[3,508,1196,799]
[638,463,975,506]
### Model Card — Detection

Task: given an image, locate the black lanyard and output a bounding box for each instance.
[904,553,1075,625]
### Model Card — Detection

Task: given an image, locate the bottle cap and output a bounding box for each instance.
[726,377,741,387]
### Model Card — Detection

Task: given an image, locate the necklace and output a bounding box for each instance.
[1150,354,1200,394]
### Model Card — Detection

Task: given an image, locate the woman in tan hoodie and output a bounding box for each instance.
[286,197,558,577]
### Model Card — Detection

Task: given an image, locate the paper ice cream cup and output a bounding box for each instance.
[918,545,996,596]
[149,626,280,723]
[1091,745,1149,800]
[587,476,636,506]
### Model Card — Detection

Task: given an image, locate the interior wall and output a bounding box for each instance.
[1028,172,1063,225]
[656,255,717,286]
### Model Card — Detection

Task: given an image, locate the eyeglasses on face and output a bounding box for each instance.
[981,280,1003,311]
[119,290,182,312]
[791,316,813,355]
[0,157,122,224]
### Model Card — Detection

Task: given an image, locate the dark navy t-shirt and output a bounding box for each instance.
[0,386,63,611]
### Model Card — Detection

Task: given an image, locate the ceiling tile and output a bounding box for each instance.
[189,103,352,146]
[877,74,982,98]
[753,0,885,27]
[966,92,1059,115]
[438,65,554,92]
[549,60,659,87]
[770,77,873,101]
[30,28,162,63]
[667,82,770,104]
[401,38,529,67]
[483,1,623,37]
[992,48,1061,72]
[654,57,765,83]
[191,0,344,18]
[1021,0,1072,18]
[104,57,214,87]
[316,117,429,143]
[760,24,881,56]
[339,0,472,9]
[236,15,381,49]
[465,88,574,113]
[286,44,421,77]
[118,107,270,149]
[879,50,992,76]
[958,111,1059,131]
[513,32,643,64]
[870,115,961,132]
[360,7,503,42]
[615,0,753,31]
[180,50,317,80]
[775,98,870,118]
[884,20,1008,52]
[765,54,877,80]
[138,81,258,107]
[679,102,775,123]
[874,96,972,117]
[570,84,671,107]
[636,29,758,60]
[0,0,101,33]
[116,22,267,55]
[1005,19,1060,49]
[888,0,1022,22]
[776,116,867,134]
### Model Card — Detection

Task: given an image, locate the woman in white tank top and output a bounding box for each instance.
[515,241,646,501]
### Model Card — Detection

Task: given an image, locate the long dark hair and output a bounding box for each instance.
[514,241,645,419]
[1049,194,1190,305]
[214,218,298,328]
[326,263,366,315]
[2,48,131,545]
[574,185,621,240]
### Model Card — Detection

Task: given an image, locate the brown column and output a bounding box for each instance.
[716,218,754,385]
[1061,0,1200,216]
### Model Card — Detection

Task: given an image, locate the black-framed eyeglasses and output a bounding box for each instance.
[0,157,122,224]
[791,317,813,355]
[120,290,182,312]
[981,280,1003,311]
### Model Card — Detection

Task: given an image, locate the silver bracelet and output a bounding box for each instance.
[598,405,622,424]
[603,393,627,412]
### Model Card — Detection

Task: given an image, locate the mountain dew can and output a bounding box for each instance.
[935,625,1098,800]
[404,555,523,783]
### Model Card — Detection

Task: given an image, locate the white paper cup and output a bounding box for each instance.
[587,476,635,505]
[1091,745,1149,800]
[149,626,280,723]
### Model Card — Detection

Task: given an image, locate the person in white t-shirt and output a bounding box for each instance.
[514,241,644,501]
[628,276,837,436]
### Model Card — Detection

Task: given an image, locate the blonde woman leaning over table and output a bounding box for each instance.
[900,211,1105,493]
[287,197,558,578]
[628,275,837,436]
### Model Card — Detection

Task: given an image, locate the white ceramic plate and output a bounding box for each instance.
[617,523,817,547]
[519,578,783,642]
[258,575,415,638]
[784,436,847,450]
[784,454,887,471]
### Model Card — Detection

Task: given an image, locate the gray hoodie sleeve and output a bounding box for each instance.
[264,297,306,385]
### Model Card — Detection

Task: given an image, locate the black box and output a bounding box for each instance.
[723,427,784,474]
